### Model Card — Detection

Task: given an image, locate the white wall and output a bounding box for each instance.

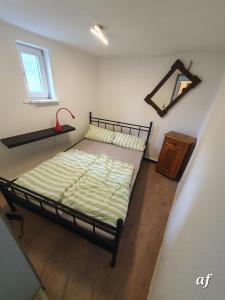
[1,21,225,179]
[0,213,41,300]
[149,69,225,299]
[94,52,225,159]
[0,21,97,179]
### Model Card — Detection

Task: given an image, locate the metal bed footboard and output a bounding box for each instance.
[0,112,153,267]
[0,177,122,266]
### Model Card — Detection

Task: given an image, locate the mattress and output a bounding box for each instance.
[13,139,143,238]
[66,140,143,237]
[73,139,143,187]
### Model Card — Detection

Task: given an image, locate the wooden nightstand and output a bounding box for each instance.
[156,131,197,180]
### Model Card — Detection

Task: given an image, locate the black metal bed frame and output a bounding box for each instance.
[0,112,153,267]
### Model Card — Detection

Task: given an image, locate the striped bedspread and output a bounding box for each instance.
[15,150,134,226]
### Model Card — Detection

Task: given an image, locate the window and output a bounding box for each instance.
[16,41,55,103]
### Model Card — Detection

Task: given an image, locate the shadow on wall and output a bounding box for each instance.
[0,133,75,179]
[148,123,160,160]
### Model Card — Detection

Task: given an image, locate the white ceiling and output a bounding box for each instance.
[0,0,225,56]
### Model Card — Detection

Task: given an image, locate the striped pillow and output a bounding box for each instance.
[85,125,115,144]
[113,132,146,151]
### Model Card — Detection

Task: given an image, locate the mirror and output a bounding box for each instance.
[144,59,201,117]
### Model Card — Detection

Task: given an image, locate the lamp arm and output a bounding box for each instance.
[55,107,75,133]
[56,107,75,120]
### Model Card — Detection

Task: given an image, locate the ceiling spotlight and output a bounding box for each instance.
[90,25,108,45]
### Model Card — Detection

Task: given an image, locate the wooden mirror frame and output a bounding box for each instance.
[144,59,201,117]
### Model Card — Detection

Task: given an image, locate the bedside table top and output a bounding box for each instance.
[165,131,197,144]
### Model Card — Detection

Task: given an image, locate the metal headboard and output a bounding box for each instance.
[89,112,153,155]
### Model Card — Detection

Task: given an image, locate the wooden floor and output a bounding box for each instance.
[0,161,177,300]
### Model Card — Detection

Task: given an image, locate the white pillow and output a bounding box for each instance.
[112,132,146,151]
[85,125,115,144]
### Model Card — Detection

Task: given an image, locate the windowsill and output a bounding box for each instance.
[23,99,59,104]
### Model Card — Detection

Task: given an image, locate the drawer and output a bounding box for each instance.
[165,137,186,149]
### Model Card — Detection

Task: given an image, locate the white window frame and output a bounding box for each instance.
[16,41,57,104]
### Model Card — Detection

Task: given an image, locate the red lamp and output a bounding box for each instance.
[55,108,75,132]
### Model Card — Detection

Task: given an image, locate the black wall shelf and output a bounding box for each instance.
[1,125,75,148]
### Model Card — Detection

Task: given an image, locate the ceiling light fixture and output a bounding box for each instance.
[90,25,108,45]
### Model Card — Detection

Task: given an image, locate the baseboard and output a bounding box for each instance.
[147,245,163,300]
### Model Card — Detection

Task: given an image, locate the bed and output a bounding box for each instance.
[0,113,153,267]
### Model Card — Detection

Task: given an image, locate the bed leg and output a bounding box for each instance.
[8,200,16,212]
[110,218,123,268]
[89,112,92,124]
[111,253,117,268]
[1,187,16,212]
